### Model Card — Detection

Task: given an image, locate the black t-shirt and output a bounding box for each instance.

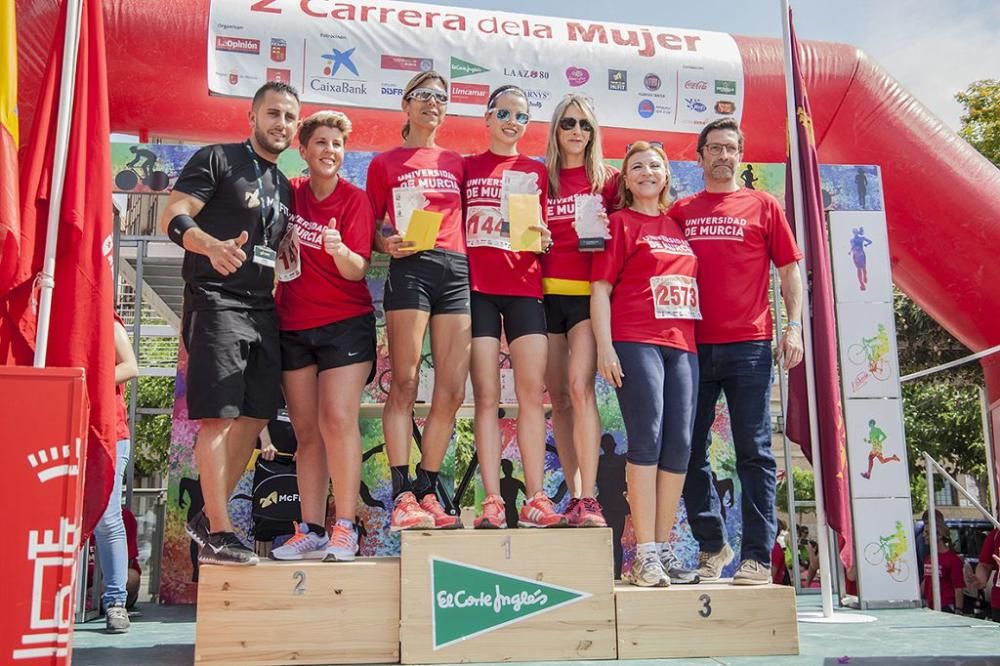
[173,141,291,311]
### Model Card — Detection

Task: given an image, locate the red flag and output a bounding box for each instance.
[0,0,115,540]
[0,0,21,323]
[783,10,853,569]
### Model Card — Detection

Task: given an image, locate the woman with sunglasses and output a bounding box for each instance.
[542,94,619,528]
[463,85,562,529]
[270,110,376,562]
[591,142,700,586]
[366,70,467,531]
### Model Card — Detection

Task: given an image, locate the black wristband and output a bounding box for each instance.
[168,214,198,248]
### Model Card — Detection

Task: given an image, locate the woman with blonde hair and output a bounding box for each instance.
[542,94,619,527]
[366,70,467,531]
[271,109,377,561]
[591,142,700,586]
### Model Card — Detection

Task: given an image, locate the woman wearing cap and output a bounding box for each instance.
[542,94,619,528]
[271,110,376,562]
[463,85,561,529]
[366,70,467,531]
[591,141,700,586]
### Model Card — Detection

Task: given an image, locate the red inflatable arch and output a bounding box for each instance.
[16,0,1000,404]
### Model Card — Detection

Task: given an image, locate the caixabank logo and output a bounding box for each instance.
[430,558,589,650]
[310,44,368,96]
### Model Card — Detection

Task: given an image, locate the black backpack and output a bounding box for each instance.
[233,454,301,542]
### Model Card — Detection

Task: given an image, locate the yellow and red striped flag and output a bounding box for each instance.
[0,0,20,292]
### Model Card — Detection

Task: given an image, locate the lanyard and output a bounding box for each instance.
[244,141,281,245]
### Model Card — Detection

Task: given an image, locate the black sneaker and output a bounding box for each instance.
[185,509,211,548]
[198,532,259,566]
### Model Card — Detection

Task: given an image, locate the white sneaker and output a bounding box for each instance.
[625,553,670,587]
[270,523,328,561]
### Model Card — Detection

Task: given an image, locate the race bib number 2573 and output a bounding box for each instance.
[650,275,701,320]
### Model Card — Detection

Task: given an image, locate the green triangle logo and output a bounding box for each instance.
[430,557,590,650]
[450,56,488,79]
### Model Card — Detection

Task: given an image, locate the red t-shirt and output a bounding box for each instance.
[591,209,697,352]
[113,312,130,441]
[365,146,465,254]
[978,529,1000,609]
[668,188,801,343]
[463,151,548,298]
[771,542,788,584]
[541,165,620,294]
[922,548,965,608]
[276,177,374,331]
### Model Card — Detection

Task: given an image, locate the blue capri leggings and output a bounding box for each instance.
[613,342,698,473]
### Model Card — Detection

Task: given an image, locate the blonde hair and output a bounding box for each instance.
[617,141,672,212]
[401,70,449,140]
[544,95,607,197]
[298,110,352,147]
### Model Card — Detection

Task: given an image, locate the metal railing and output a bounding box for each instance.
[924,451,1000,612]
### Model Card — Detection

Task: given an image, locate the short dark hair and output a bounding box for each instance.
[252,81,300,109]
[696,117,744,156]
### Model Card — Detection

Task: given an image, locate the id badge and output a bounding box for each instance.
[275,227,301,282]
[649,275,701,320]
[252,244,277,268]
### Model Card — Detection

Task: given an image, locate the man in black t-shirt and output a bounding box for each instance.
[159,81,300,565]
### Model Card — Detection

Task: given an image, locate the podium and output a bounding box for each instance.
[194,558,400,665]
[615,580,799,659]
[399,529,617,663]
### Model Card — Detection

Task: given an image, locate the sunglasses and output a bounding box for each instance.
[406,88,449,104]
[492,108,530,125]
[558,117,594,132]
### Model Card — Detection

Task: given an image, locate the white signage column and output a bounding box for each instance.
[829,187,921,608]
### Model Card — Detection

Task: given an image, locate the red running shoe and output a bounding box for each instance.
[474,494,507,529]
[419,493,464,529]
[390,491,435,532]
[518,491,568,528]
[570,497,608,528]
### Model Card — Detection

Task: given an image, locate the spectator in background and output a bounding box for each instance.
[771,518,790,585]
[122,507,142,610]
[921,522,965,613]
[975,527,1000,622]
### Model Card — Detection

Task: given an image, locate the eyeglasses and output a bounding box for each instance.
[704,143,740,156]
[558,117,594,132]
[406,88,449,104]
[491,108,530,126]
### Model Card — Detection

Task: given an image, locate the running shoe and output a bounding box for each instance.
[198,532,259,566]
[696,542,735,582]
[569,497,607,528]
[270,523,328,561]
[390,491,435,532]
[659,545,701,585]
[563,497,582,526]
[518,491,568,528]
[625,553,670,587]
[731,559,770,585]
[474,494,507,529]
[185,509,211,548]
[105,602,130,634]
[419,493,464,529]
[324,523,359,562]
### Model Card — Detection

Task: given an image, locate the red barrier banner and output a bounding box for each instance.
[0,368,89,665]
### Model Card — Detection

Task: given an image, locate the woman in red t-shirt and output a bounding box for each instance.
[591,142,699,587]
[366,71,467,531]
[542,94,619,528]
[463,85,560,528]
[271,110,376,562]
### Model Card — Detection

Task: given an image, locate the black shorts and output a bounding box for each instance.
[182,308,282,421]
[280,312,377,382]
[543,295,591,335]
[384,249,470,315]
[471,292,547,342]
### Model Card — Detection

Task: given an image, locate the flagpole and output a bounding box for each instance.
[33,0,85,367]
[780,0,835,618]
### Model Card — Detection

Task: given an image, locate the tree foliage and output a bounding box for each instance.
[956,79,1000,167]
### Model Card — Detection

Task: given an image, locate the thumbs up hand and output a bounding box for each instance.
[208,230,250,275]
[323,217,348,258]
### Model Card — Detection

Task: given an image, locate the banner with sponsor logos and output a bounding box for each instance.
[207,0,744,133]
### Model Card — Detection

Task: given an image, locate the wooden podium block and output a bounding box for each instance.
[400,529,617,664]
[195,558,400,665]
[615,581,799,659]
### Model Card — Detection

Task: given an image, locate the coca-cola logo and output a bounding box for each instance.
[684,80,708,90]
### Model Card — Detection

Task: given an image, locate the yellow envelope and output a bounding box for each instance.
[508,194,542,252]
[403,209,443,252]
